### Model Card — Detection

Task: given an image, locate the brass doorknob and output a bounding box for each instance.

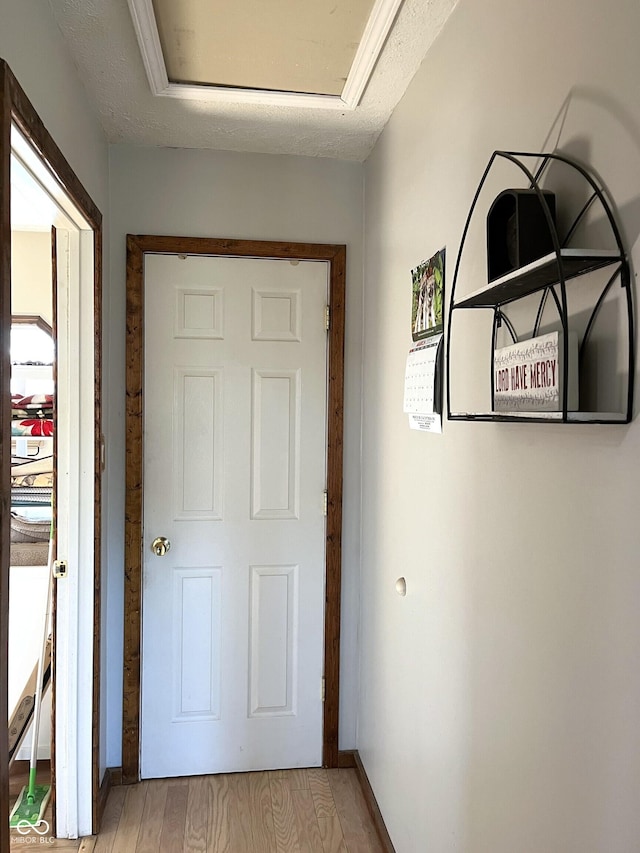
[151,536,171,557]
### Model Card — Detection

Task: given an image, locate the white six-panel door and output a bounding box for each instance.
[140,254,328,778]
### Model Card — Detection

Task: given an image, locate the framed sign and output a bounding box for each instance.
[493,330,578,412]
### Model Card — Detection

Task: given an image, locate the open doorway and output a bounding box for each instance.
[8,228,56,837]
[1,61,103,846]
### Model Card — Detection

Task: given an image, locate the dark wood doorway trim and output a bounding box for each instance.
[123,235,346,784]
[0,59,103,843]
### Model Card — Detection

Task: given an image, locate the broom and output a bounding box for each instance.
[9,514,54,829]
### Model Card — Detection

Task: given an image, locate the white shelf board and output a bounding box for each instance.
[450,410,627,422]
[567,411,627,422]
[454,249,621,309]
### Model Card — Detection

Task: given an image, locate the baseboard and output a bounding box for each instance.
[337,749,357,768]
[97,766,122,830]
[352,750,396,853]
[109,767,123,787]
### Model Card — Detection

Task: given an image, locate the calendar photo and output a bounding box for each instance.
[411,248,445,342]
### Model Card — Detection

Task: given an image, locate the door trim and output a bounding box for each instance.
[0,59,103,840]
[123,235,346,783]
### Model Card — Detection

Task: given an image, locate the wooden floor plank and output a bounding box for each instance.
[158,782,189,853]
[93,785,127,853]
[291,788,324,853]
[93,768,383,853]
[287,769,311,791]
[78,838,98,852]
[135,779,168,853]
[248,771,276,853]
[327,770,383,853]
[183,775,209,852]
[270,768,310,791]
[228,773,256,853]
[317,815,348,853]
[307,769,337,819]
[112,781,148,852]
[207,774,232,852]
[270,776,300,853]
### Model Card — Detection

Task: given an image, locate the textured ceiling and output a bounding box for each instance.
[47,0,459,161]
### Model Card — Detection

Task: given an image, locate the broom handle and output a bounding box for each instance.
[27,535,54,802]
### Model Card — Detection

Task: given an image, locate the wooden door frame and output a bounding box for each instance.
[0,59,103,844]
[123,235,346,783]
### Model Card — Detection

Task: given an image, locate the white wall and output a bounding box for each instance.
[107,145,364,764]
[0,0,111,784]
[360,0,640,851]
[0,1,108,209]
[11,232,53,325]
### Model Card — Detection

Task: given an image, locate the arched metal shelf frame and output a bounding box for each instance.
[446,150,634,424]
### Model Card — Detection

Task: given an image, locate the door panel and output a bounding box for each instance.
[251,368,300,519]
[141,254,328,778]
[173,367,223,519]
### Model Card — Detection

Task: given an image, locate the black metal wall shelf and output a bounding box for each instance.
[447,150,634,424]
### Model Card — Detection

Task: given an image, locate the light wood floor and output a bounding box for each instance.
[10,768,383,852]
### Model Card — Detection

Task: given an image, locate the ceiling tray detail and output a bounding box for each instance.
[127,0,405,110]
